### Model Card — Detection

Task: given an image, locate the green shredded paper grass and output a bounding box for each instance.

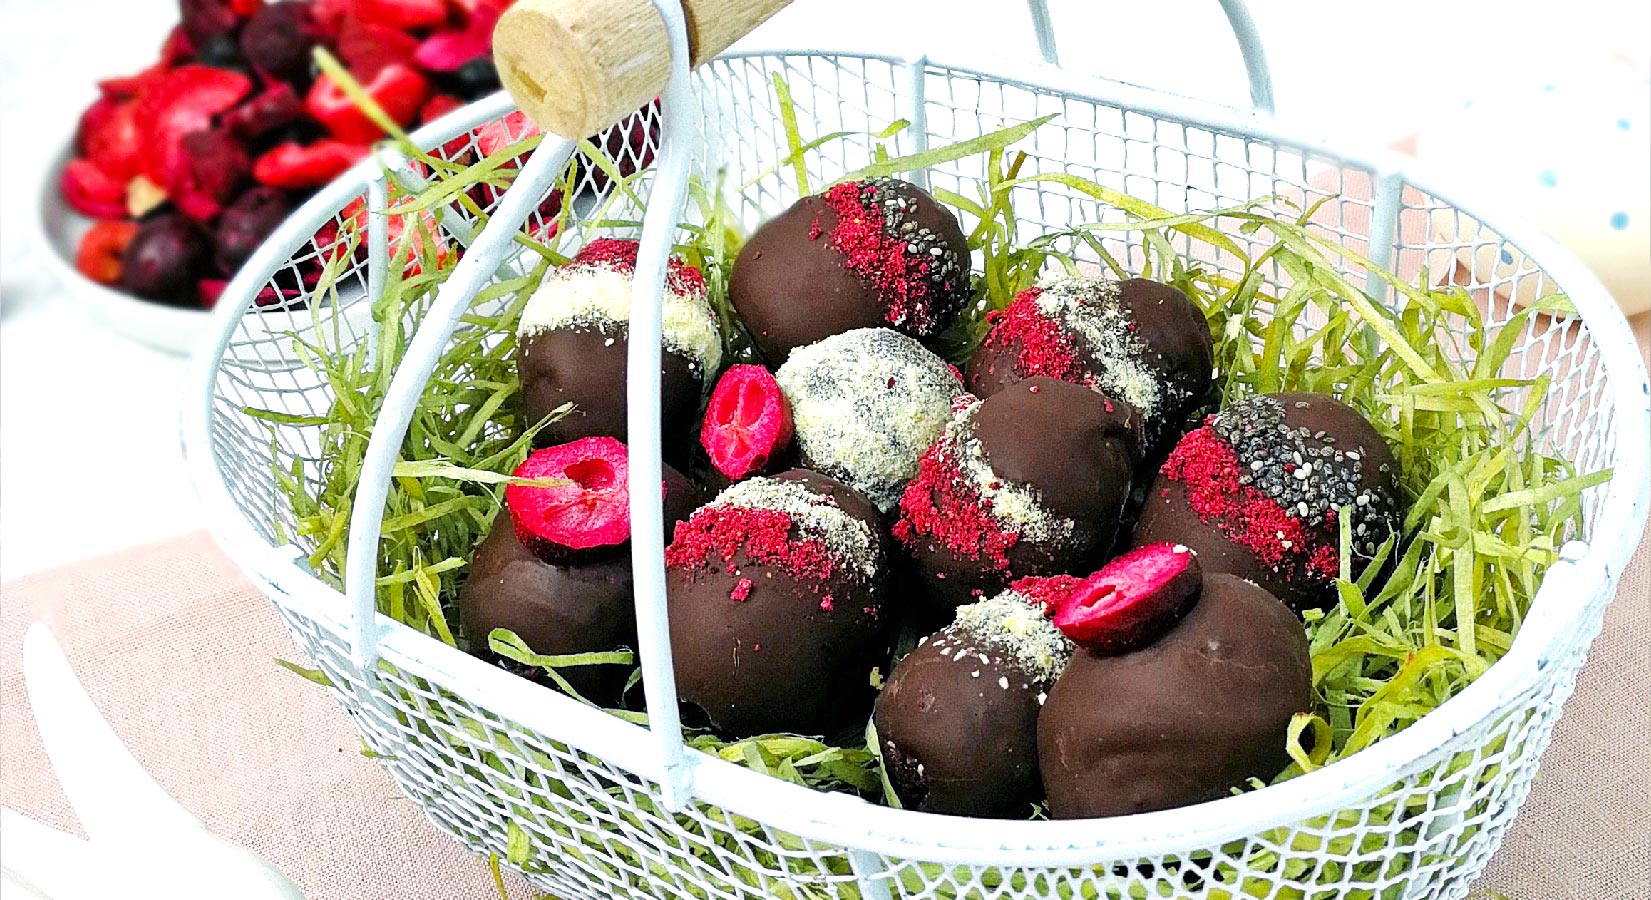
[248,68,1609,898]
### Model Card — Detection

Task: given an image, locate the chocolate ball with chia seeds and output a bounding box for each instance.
[873,588,1073,817]
[893,377,1146,608]
[965,276,1213,446]
[729,178,970,365]
[1132,392,1402,613]
[459,463,704,706]
[1038,573,1312,819]
[665,470,892,738]
[776,328,967,514]
[516,238,723,452]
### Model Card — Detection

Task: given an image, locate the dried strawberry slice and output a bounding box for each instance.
[332,18,419,80]
[354,0,450,30]
[306,64,430,144]
[1048,543,1204,655]
[330,197,455,275]
[507,437,634,559]
[61,160,129,219]
[168,130,252,221]
[700,365,793,480]
[77,98,145,183]
[136,65,254,184]
[252,140,368,188]
[474,110,539,156]
[413,1,503,72]
[74,221,141,285]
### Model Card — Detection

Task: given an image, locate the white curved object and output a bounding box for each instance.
[0,624,304,900]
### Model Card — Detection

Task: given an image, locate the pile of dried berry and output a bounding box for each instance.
[65,0,515,308]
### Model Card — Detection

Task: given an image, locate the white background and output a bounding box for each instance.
[1,0,1646,579]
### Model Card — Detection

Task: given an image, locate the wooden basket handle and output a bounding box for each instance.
[493,0,793,138]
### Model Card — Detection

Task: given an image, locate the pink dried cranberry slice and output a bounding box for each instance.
[507,437,634,559]
[1050,543,1204,655]
[700,366,793,481]
[61,160,130,219]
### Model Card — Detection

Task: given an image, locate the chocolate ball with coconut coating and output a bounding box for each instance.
[776,328,966,514]
[1132,392,1401,613]
[729,178,970,365]
[893,377,1145,608]
[966,277,1213,445]
[516,238,723,452]
[1038,574,1312,819]
[459,462,704,705]
[665,470,891,738]
[873,588,1073,817]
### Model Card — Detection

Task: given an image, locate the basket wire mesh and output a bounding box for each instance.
[182,1,1650,897]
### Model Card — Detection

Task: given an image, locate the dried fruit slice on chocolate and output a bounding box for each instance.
[701,365,793,481]
[1046,542,1203,655]
[506,437,634,560]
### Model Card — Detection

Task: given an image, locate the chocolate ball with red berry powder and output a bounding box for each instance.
[729,178,970,365]
[459,438,704,706]
[1131,392,1401,613]
[1038,565,1311,819]
[893,377,1146,609]
[965,276,1213,446]
[516,238,723,453]
[665,469,891,738]
[872,586,1073,817]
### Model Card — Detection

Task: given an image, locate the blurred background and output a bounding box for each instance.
[1,0,1647,579]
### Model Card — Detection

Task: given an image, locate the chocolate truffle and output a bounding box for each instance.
[1132,392,1402,612]
[665,470,890,737]
[1038,573,1312,819]
[729,178,970,364]
[873,589,1073,817]
[965,277,1213,444]
[517,237,723,450]
[775,328,966,513]
[893,377,1144,607]
[460,455,703,706]
[459,518,637,706]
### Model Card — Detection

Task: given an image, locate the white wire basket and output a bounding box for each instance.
[183,2,1650,897]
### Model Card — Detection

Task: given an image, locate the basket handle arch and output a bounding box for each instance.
[340,0,1279,817]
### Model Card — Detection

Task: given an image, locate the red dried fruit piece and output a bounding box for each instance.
[355,0,449,30]
[413,0,503,71]
[239,1,319,87]
[1049,543,1204,655]
[700,365,793,480]
[180,0,241,46]
[474,110,539,156]
[506,437,633,559]
[230,0,264,15]
[168,130,252,221]
[74,221,141,285]
[333,17,420,80]
[221,82,306,142]
[306,64,430,144]
[136,65,254,184]
[420,93,465,124]
[77,98,145,183]
[327,197,454,275]
[61,160,128,219]
[198,278,230,308]
[252,140,368,188]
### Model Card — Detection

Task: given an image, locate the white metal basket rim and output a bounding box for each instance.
[181,51,1651,867]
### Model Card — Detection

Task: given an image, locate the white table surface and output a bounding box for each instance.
[1,0,1643,580]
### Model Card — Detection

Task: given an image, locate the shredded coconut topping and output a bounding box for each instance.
[950,590,1073,685]
[947,400,1074,544]
[1032,277,1163,420]
[518,263,723,372]
[776,328,964,512]
[712,477,880,581]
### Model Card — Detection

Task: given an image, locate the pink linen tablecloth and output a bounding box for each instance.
[2,315,1647,899]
